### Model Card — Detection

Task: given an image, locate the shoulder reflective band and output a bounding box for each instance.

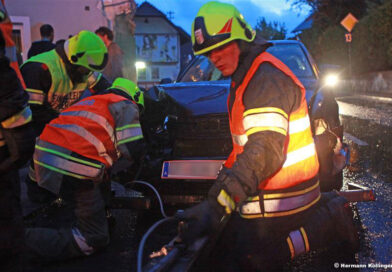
[116,123,143,145]
[35,145,103,179]
[283,143,316,168]
[26,88,45,105]
[286,227,310,259]
[1,106,32,128]
[51,123,113,165]
[232,133,248,146]
[243,107,288,136]
[61,111,115,143]
[0,131,5,147]
[243,112,288,136]
[288,116,311,134]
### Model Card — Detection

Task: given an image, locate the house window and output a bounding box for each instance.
[151,67,159,80]
[137,68,147,81]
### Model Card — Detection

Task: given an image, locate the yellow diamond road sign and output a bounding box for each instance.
[341,13,358,32]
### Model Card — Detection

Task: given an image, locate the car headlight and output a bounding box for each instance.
[324,73,339,87]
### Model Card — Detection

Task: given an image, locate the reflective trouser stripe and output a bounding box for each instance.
[51,123,113,166]
[1,106,32,128]
[72,227,94,256]
[26,88,45,105]
[35,148,102,178]
[116,124,143,145]
[287,227,309,259]
[61,111,115,143]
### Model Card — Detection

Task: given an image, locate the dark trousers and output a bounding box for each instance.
[210,193,339,271]
[0,168,24,272]
[25,175,110,261]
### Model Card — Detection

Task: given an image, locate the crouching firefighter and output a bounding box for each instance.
[176,2,359,271]
[25,78,145,260]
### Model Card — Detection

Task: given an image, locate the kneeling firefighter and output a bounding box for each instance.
[26,78,145,260]
[177,2,359,270]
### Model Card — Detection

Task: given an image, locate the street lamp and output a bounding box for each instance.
[135,61,146,69]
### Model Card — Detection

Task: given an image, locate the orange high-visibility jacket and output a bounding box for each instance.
[0,0,25,88]
[39,93,141,168]
[224,52,319,190]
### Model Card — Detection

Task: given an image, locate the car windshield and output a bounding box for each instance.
[179,42,315,82]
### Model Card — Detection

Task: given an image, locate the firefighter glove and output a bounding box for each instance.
[208,168,248,214]
[175,200,224,246]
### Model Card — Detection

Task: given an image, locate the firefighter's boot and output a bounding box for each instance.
[286,192,359,259]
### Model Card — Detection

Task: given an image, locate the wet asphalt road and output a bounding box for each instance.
[337,95,392,271]
[22,94,392,271]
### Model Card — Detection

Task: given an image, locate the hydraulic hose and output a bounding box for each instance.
[137,216,177,272]
[126,180,168,218]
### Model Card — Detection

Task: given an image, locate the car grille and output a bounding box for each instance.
[171,114,232,157]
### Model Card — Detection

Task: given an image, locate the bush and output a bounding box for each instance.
[299,0,392,74]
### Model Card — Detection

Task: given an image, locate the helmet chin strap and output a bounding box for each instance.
[64,40,70,60]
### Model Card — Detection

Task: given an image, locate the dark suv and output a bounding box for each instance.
[134,40,343,206]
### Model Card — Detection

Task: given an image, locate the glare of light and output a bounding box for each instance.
[135,61,146,69]
[324,74,339,87]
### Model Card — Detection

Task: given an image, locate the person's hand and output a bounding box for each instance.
[175,201,223,246]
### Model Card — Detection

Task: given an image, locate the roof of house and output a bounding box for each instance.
[135,1,190,44]
[292,15,314,33]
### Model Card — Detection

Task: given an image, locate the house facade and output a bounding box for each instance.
[133,2,192,88]
[6,0,191,87]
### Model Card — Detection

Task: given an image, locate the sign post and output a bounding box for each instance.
[340,13,358,80]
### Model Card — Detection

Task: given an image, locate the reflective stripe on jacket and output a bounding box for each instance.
[22,50,89,112]
[224,52,319,191]
[39,93,142,167]
[34,93,143,193]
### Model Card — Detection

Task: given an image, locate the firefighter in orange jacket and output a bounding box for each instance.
[25,78,145,260]
[177,2,359,270]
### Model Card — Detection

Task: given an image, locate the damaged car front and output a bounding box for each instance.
[137,40,345,206]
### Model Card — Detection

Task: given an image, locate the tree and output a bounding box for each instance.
[254,17,287,40]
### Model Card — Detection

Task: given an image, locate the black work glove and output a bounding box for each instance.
[175,200,223,246]
[175,168,248,245]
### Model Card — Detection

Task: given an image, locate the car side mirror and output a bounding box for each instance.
[160,78,173,84]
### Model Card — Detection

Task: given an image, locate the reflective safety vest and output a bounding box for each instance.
[22,50,101,112]
[35,93,143,183]
[224,52,319,191]
[0,0,26,88]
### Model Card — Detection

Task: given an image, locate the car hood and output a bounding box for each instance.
[146,77,318,117]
